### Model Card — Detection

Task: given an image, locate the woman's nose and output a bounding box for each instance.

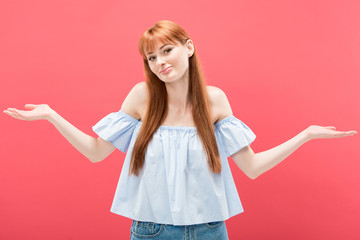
[156,56,166,65]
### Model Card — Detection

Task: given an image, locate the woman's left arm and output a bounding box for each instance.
[231,126,357,179]
[211,86,357,179]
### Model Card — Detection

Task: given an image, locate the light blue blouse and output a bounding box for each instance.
[92,110,256,226]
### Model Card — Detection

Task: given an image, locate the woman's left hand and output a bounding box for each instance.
[303,125,357,141]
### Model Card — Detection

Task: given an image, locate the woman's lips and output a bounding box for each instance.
[161,66,172,74]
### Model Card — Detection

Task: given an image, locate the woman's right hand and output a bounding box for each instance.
[3,104,55,121]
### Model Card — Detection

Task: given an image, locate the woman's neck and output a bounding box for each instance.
[165,73,191,114]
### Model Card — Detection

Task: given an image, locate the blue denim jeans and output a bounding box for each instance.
[130,220,229,240]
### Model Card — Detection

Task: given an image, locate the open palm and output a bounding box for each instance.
[304,125,357,140]
[3,104,54,121]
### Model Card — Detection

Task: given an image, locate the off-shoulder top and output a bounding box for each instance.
[92,110,256,226]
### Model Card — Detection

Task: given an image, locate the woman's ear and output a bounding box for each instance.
[186,39,194,57]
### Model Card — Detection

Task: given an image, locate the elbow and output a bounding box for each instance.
[248,174,257,180]
[90,157,105,163]
[88,157,98,163]
[89,158,103,163]
[88,154,103,163]
[248,169,259,180]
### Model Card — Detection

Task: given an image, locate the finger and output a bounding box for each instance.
[334,131,357,138]
[3,110,25,120]
[3,110,11,115]
[12,109,28,119]
[6,108,19,113]
[25,104,38,109]
[13,108,29,114]
[337,130,357,134]
[324,126,336,130]
[13,113,26,120]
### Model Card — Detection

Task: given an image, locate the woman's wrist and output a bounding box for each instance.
[46,108,58,123]
[299,129,311,143]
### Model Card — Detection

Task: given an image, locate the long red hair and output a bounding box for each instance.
[129,20,221,176]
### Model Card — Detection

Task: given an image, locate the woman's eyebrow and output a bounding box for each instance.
[147,44,170,55]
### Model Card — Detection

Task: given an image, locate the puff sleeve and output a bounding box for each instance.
[215,116,256,157]
[92,110,139,153]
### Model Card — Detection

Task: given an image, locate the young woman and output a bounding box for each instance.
[3,20,357,240]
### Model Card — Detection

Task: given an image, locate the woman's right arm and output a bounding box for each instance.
[4,82,147,163]
[3,104,116,163]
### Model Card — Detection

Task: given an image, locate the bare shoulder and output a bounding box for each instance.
[207,85,233,122]
[120,81,148,120]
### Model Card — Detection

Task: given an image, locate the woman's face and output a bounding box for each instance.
[146,39,194,83]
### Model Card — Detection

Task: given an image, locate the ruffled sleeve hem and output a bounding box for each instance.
[92,110,139,153]
[215,116,256,157]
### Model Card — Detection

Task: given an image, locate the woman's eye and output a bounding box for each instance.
[148,49,171,61]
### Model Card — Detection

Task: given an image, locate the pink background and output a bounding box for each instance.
[1,0,359,239]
